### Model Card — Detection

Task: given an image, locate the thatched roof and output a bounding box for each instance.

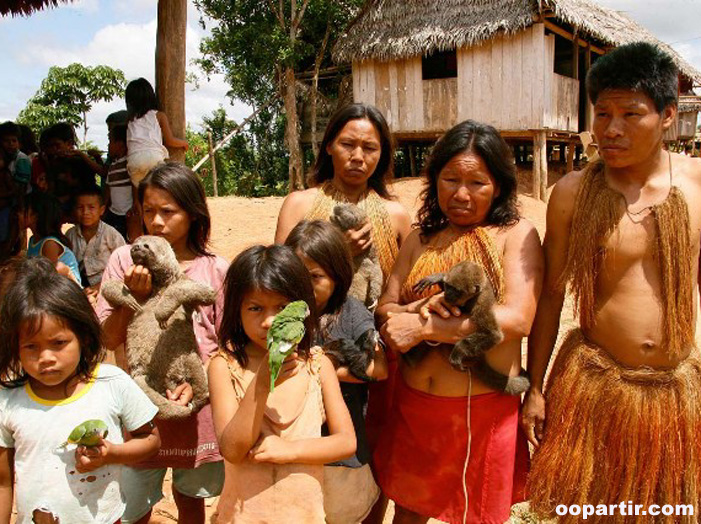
[333,0,701,84]
[0,0,71,16]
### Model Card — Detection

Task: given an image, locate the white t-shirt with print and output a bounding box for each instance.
[0,363,158,524]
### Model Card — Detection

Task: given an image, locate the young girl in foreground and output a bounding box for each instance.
[0,258,160,524]
[208,244,356,523]
[96,163,228,524]
[285,220,386,523]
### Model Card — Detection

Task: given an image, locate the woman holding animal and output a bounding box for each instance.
[375,120,543,524]
[274,103,412,277]
[96,163,229,524]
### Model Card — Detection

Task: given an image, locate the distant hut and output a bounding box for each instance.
[665,94,701,143]
[333,0,701,200]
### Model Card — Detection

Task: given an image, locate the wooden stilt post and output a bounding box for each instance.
[156,0,187,163]
[409,145,417,177]
[566,139,576,173]
[207,131,218,197]
[533,131,548,201]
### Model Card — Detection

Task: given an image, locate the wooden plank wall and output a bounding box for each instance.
[352,22,580,134]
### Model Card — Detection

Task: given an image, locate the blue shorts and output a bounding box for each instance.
[120,461,224,523]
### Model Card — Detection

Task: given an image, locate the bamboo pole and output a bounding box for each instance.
[207,131,218,197]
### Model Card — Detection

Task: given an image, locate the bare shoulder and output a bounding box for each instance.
[281,187,319,209]
[546,169,584,223]
[383,198,410,218]
[275,187,320,242]
[503,218,540,243]
[672,153,701,184]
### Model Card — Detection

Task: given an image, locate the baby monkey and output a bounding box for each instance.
[410,261,530,395]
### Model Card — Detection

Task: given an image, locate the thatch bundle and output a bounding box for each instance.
[333,0,701,84]
[0,0,71,16]
[679,96,701,113]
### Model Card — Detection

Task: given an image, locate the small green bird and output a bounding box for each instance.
[267,300,310,392]
[59,419,109,448]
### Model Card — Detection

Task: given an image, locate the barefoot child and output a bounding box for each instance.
[208,244,356,523]
[285,220,386,523]
[96,163,228,524]
[0,258,160,524]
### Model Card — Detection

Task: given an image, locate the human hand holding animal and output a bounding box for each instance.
[124,264,152,302]
[380,311,426,354]
[256,352,303,392]
[74,438,113,473]
[419,292,462,319]
[166,382,194,406]
[249,435,298,464]
[345,221,373,256]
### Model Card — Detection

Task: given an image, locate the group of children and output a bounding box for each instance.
[0,143,390,523]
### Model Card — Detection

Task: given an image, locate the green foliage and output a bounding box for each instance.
[17,63,126,143]
[193,0,363,195]
[185,107,288,198]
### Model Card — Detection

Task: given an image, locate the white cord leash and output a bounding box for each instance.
[463,369,473,524]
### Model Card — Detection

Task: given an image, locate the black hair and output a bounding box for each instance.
[138,162,212,257]
[109,124,127,144]
[73,184,105,206]
[23,192,70,246]
[0,121,20,140]
[218,244,318,368]
[0,257,103,388]
[125,78,159,121]
[17,124,38,155]
[586,42,679,112]
[284,220,353,317]
[43,123,76,145]
[310,103,394,199]
[417,120,520,238]
[106,110,129,127]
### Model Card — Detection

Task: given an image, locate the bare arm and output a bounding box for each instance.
[376,229,426,324]
[274,190,314,244]
[380,222,543,354]
[40,238,63,265]
[75,423,160,473]
[251,356,356,465]
[156,111,188,150]
[208,355,268,463]
[521,174,578,446]
[0,448,12,524]
[386,200,413,248]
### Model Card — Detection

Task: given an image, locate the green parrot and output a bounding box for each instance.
[59,419,109,448]
[267,300,310,392]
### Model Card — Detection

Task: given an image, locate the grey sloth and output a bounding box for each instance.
[406,261,530,396]
[330,203,383,308]
[101,235,216,419]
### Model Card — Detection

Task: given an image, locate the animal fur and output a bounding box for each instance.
[407,261,530,395]
[323,328,379,382]
[101,235,216,419]
[330,203,383,308]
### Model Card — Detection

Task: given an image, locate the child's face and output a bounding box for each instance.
[241,288,290,350]
[297,252,335,312]
[142,187,192,254]
[44,138,73,160]
[0,134,19,157]
[74,194,104,228]
[108,138,126,160]
[19,314,81,395]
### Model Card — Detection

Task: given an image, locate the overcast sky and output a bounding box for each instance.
[0,0,699,150]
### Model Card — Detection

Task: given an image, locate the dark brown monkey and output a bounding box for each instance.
[407,261,530,395]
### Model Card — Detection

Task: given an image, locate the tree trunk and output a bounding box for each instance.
[82,110,88,146]
[310,22,331,159]
[156,0,187,163]
[284,66,304,192]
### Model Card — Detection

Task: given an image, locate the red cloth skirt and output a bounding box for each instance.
[373,374,528,524]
